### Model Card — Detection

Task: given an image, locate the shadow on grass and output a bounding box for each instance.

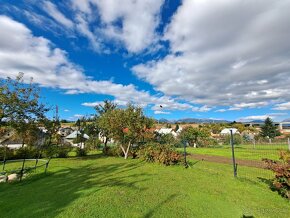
[0,156,153,218]
[257,177,273,186]
[143,194,178,218]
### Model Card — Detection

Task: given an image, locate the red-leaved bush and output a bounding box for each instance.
[263,151,290,199]
[138,144,182,166]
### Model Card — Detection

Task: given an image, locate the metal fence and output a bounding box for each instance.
[229,132,289,180]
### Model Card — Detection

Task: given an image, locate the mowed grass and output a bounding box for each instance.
[181,144,289,161]
[1,154,290,218]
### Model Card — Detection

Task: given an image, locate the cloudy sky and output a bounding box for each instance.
[0,0,289,121]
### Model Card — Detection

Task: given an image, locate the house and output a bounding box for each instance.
[176,127,183,134]
[155,127,182,138]
[58,127,74,137]
[220,128,240,135]
[0,131,25,149]
[65,130,90,148]
[98,132,114,144]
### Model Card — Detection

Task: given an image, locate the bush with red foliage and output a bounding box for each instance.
[138,143,183,166]
[263,151,290,199]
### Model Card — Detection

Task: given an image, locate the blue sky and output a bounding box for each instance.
[0,0,290,121]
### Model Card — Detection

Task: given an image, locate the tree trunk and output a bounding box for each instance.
[104,137,108,148]
[120,142,131,159]
[21,138,25,148]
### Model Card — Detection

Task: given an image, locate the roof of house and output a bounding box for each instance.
[156,128,173,135]
[220,128,239,134]
[65,130,89,139]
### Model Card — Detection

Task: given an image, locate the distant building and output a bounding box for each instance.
[65,130,90,148]
[58,127,74,137]
[220,128,240,135]
[155,127,182,138]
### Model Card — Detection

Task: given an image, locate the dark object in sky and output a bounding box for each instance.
[160,105,163,108]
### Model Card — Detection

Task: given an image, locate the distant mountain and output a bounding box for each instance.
[158,118,172,123]
[283,118,290,122]
[156,118,230,124]
[246,120,265,123]
[176,118,230,124]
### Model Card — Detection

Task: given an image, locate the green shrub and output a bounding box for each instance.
[14,147,38,159]
[56,145,72,158]
[198,138,219,147]
[138,144,182,166]
[0,147,14,160]
[42,144,59,158]
[158,134,176,145]
[86,138,102,150]
[224,134,242,145]
[263,151,290,199]
[103,146,124,157]
[76,147,88,157]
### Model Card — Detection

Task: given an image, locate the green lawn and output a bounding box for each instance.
[180,144,288,161]
[0,154,289,218]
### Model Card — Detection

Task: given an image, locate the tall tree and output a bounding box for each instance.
[0,73,49,145]
[94,100,117,115]
[106,104,154,159]
[94,100,117,149]
[0,73,48,125]
[260,117,281,138]
[179,126,210,147]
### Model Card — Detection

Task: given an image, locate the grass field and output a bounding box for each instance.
[180,144,289,161]
[1,153,290,218]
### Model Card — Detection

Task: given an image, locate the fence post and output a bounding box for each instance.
[20,158,26,181]
[45,158,51,174]
[183,141,188,168]
[2,146,7,171]
[288,138,290,151]
[230,130,237,177]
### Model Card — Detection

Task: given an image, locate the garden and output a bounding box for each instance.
[1,152,290,218]
[1,75,290,218]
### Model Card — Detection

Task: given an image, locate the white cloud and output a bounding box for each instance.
[0,16,199,113]
[81,101,103,107]
[216,102,269,112]
[75,14,102,52]
[215,109,226,113]
[43,1,74,28]
[64,109,70,112]
[154,111,170,115]
[70,0,164,53]
[238,113,287,122]
[133,0,290,107]
[272,102,290,111]
[238,115,273,122]
[192,105,212,112]
[73,114,85,118]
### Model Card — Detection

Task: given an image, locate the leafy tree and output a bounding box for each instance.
[0,73,48,126]
[260,117,281,139]
[224,134,242,145]
[105,104,154,159]
[179,126,210,147]
[74,118,89,149]
[43,118,61,146]
[94,100,117,115]
[0,74,49,148]
[156,133,176,145]
[231,123,246,133]
[174,124,180,132]
[94,100,117,149]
